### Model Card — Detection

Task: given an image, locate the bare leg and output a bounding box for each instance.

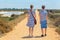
[41,28,44,37]
[45,28,47,36]
[29,27,33,36]
[29,27,31,36]
[41,28,44,35]
[31,27,33,36]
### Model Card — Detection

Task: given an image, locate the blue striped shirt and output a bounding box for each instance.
[40,9,48,21]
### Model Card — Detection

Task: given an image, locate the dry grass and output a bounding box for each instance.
[0,18,12,34]
[8,13,27,28]
[55,27,60,35]
[0,13,27,36]
[49,13,60,35]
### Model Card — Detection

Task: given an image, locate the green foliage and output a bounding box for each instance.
[0,8,28,12]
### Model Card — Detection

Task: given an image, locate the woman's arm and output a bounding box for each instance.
[27,11,30,21]
[34,12,36,18]
[38,11,41,24]
[27,13,30,21]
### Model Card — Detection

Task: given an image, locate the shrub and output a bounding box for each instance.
[56,27,60,35]
[0,18,12,35]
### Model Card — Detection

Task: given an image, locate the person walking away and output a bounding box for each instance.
[27,5,36,37]
[39,5,48,37]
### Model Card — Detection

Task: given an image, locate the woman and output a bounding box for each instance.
[27,5,36,37]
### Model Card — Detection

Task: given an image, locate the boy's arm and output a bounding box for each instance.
[46,12,48,21]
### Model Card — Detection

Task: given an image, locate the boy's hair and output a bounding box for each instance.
[30,5,33,9]
[42,5,45,9]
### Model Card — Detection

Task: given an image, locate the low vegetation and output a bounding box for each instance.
[49,12,60,35]
[0,13,27,37]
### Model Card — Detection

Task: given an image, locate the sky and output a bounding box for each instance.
[0,0,60,9]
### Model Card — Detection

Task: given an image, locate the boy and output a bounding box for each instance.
[39,5,48,37]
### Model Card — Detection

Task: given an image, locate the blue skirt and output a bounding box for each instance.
[40,20,47,28]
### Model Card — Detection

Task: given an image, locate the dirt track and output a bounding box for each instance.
[0,10,59,40]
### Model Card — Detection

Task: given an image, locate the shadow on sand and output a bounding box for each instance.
[22,36,43,39]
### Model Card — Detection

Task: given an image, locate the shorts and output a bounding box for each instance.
[41,20,47,28]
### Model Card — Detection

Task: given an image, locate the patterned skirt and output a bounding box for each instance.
[27,18,35,27]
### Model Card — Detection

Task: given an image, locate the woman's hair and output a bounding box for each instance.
[30,5,33,9]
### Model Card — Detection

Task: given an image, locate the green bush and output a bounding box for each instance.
[9,17,15,21]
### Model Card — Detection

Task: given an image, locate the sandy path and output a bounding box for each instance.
[0,10,59,40]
